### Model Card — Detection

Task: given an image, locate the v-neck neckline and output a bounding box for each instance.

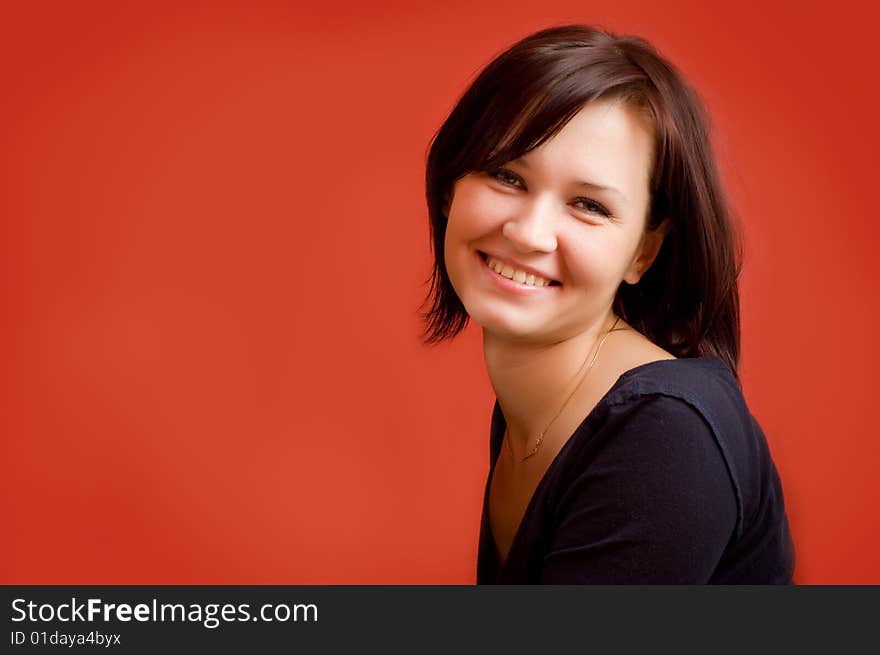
[483,357,702,578]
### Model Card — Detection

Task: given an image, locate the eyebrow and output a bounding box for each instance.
[512,157,627,201]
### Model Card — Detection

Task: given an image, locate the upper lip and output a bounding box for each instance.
[479,251,560,283]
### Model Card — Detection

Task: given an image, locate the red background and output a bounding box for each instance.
[3,1,878,584]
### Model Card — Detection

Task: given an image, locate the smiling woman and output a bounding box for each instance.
[420,25,795,584]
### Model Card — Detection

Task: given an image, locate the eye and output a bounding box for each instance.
[488,167,524,188]
[572,197,611,218]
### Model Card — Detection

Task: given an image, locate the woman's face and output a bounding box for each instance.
[443,97,665,344]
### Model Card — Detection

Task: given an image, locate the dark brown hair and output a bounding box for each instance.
[420,24,742,373]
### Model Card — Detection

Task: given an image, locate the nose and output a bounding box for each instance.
[501,195,559,253]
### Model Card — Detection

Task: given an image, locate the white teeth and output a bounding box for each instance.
[486,256,552,287]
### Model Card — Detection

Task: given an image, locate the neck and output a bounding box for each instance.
[482,309,617,459]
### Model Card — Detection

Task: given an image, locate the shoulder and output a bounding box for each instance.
[586,327,744,424]
[571,357,756,539]
[573,390,735,483]
[543,391,739,583]
[549,357,748,488]
[601,357,751,441]
[556,392,733,516]
[555,355,750,511]
[610,356,740,403]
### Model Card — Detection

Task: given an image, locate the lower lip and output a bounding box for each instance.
[478,252,561,296]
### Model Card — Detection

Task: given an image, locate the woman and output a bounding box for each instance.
[420,25,795,584]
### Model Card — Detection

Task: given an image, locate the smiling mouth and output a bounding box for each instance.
[478,251,562,287]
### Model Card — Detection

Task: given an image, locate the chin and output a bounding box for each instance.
[466,302,546,339]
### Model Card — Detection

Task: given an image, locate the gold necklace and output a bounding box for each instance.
[504,316,625,463]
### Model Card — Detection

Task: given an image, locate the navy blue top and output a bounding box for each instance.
[477,357,795,584]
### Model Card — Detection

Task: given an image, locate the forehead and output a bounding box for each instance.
[520,99,655,198]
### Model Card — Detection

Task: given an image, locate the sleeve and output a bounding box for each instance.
[539,394,738,584]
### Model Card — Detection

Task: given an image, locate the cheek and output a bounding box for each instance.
[560,231,634,284]
[447,186,510,240]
